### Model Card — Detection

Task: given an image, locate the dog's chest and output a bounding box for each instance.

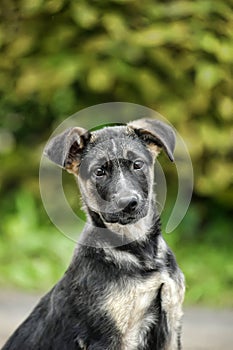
[103,274,162,350]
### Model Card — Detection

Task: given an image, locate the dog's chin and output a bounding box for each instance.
[101,208,148,226]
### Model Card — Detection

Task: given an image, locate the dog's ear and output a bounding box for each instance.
[44,127,91,174]
[128,118,175,161]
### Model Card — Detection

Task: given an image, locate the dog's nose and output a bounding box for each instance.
[117,196,139,212]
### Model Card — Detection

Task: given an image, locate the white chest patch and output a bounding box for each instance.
[103,273,164,350]
[102,268,185,350]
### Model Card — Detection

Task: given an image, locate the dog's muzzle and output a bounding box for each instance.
[100,195,148,225]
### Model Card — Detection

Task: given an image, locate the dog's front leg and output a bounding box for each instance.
[74,323,122,350]
[160,272,185,350]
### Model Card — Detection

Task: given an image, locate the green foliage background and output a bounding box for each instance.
[0,0,232,306]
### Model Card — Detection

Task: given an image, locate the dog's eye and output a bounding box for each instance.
[94,167,106,177]
[133,160,144,170]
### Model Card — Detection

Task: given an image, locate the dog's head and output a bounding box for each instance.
[45,119,175,226]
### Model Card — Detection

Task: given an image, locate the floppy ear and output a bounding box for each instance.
[44,127,91,174]
[128,118,176,161]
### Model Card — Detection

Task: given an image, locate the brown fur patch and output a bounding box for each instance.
[65,159,80,174]
[147,143,161,158]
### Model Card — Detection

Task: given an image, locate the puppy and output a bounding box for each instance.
[2,119,185,350]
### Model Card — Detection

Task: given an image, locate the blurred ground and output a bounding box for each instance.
[0,291,232,349]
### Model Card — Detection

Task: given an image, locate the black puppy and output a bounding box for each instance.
[2,119,185,350]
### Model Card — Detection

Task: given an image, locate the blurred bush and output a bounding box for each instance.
[0,0,232,305]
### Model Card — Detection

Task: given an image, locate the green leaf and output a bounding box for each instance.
[87,65,115,92]
[196,63,224,89]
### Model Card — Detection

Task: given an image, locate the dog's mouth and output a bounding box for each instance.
[103,214,137,225]
[100,205,148,226]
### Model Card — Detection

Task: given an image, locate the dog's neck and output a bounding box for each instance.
[104,215,150,242]
[76,201,163,272]
[80,197,160,248]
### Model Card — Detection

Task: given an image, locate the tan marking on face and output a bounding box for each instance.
[78,177,100,211]
[90,133,97,143]
[147,143,161,158]
[65,160,80,174]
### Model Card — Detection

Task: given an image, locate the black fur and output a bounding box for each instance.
[2,119,184,350]
[3,219,176,350]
